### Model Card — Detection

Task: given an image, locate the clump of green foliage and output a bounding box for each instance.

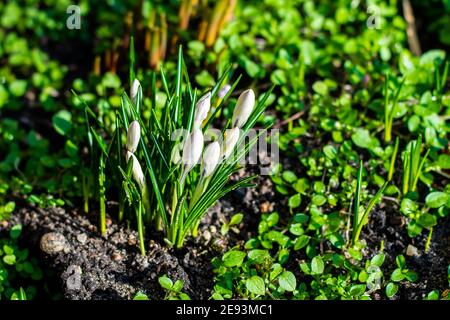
[83,46,273,252]
[0,225,43,300]
[133,274,190,300]
[212,210,420,300]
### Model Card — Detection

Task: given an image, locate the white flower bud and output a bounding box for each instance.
[182,128,204,170]
[193,92,211,129]
[131,79,141,104]
[232,89,255,128]
[222,127,240,159]
[170,142,183,165]
[126,151,145,188]
[201,141,220,177]
[218,84,231,99]
[126,121,141,153]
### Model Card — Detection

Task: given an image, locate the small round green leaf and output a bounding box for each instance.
[9,224,22,239]
[52,110,72,136]
[246,276,265,296]
[222,250,246,267]
[311,256,324,275]
[311,194,327,206]
[323,145,337,160]
[288,194,302,208]
[349,284,366,297]
[386,283,398,298]
[247,249,270,264]
[425,192,449,208]
[158,276,173,290]
[282,171,298,183]
[418,213,437,228]
[278,271,297,292]
[229,213,244,226]
[133,292,150,300]
[370,253,385,267]
[426,290,439,300]
[3,255,16,265]
[293,235,310,250]
[391,268,405,282]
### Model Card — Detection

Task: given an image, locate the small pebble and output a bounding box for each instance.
[128,234,137,245]
[260,201,273,213]
[40,232,69,255]
[65,265,82,291]
[203,230,211,242]
[406,244,419,257]
[111,252,123,261]
[76,233,88,244]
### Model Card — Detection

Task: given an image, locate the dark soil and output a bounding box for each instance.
[4,172,448,300]
[7,208,212,300]
[3,173,274,300]
[362,203,450,300]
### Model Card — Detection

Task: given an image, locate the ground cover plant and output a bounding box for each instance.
[0,0,449,302]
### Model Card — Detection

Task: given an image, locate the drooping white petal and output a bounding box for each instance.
[126,121,141,153]
[202,141,221,177]
[126,151,145,188]
[193,92,211,129]
[182,128,204,170]
[232,89,255,128]
[222,127,240,159]
[130,79,141,104]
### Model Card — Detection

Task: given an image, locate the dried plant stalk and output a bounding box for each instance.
[160,13,168,61]
[205,0,228,47]
[94,55,101,76]
[150,27,161,69]
[218,0,236,31]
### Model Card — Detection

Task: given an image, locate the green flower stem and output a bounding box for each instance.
[170,190,187,248]
[352,161,363,243]
[388,137,399,181]
[118,193,125,222]
[353,182,387,244]
[411,149,430,192]
[82,173,89,214]
[189,176,207,211]
[176,231,186,249]
[402,153,410,195]
[424,227,433,253]
[137,202,146,256]
[99,154,106,237]
[191,222,200,238]
[141,182,152,224]
[189,176,211,237]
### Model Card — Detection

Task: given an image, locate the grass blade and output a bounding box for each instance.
[352,160,363,242]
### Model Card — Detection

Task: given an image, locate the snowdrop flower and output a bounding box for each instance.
[130,79,141,105]
[182,128,204,171]
[193,92,211,129]
[126,151,145,188]
[222,127,240,159]
[201,141,220,178]
[126,121,141,153]
[232,89,255,128]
